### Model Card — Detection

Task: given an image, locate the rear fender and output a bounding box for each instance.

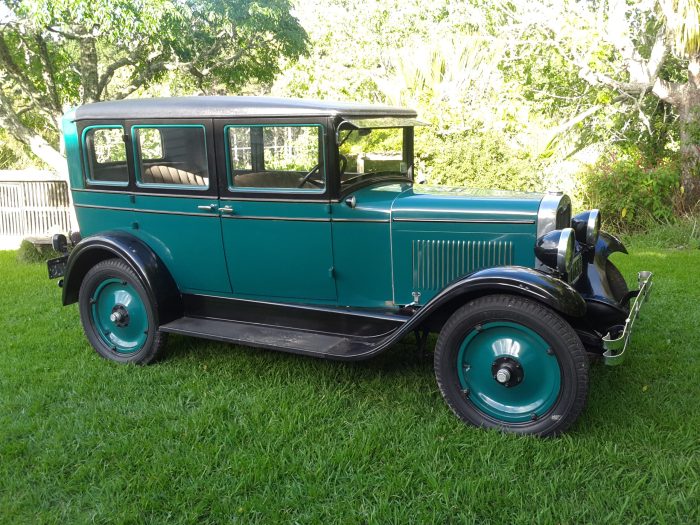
[62,231,182,325]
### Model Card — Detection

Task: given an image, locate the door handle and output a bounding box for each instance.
[197,204,217,212]
[220,205,234,214]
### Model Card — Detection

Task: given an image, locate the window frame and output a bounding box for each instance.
[80,124,130,187]
[223,122,327,195]
[216,117,332,202]
[131,123,211,192]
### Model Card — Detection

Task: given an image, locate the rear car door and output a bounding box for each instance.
[126,119,231,294]
[215,118,336,303]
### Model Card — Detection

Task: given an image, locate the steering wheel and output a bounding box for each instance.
[298,164,322,188]
[338,154,348,176]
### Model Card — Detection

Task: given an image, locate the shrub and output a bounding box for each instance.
[416,130,546,192]
[582,153,682,232]
[17,239,61,263]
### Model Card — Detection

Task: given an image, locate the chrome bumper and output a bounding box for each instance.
[602,271,653,366]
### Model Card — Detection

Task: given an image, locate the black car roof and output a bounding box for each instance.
[72,96,417,120]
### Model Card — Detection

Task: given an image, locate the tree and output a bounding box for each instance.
[509,0,700,202]
[0,0,307,173]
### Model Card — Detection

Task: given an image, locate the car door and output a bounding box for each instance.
[126,119,232,294]
[215,118,336,303]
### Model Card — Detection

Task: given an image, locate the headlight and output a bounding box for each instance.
[571,209,600,246]
[535,227,576,275]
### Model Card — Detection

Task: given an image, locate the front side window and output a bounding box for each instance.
[338,127,408,191]
[227,125,324,191]
[83,126,128,185]
[133,125,209,188]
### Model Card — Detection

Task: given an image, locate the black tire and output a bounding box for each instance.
[78,258,168,364]
[434,294,589,437]
[606,260,629,306]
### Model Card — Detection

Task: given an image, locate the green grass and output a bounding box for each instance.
[1,246,698,524]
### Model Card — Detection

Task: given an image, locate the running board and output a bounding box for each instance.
[160,317,384,360]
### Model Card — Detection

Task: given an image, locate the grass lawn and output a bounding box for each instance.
[0,245,698,524]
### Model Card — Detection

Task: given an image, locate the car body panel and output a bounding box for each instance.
[220,199,336,301]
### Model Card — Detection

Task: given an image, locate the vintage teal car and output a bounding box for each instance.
[48,96,653,436]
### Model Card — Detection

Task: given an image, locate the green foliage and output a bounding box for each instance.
[416,130,546,192]
[583,152,682,231]
[16,239,60,263]
[622,214,700,249]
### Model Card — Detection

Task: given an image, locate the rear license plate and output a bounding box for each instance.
[47,255,68,279]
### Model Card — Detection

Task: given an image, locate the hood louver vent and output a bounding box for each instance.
[412,239,514,291]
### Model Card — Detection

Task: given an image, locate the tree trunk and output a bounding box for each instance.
[0,93,66,175]
[677,55,700,207]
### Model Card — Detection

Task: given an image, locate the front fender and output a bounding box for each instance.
[596,231,628,259]
[62,231,182,324]
[419,266,587,318]
[578,230,628,301]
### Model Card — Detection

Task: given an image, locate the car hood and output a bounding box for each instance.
[390,185,543,222]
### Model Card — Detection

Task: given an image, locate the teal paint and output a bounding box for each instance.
[457,321,561,422]
[72,190,134,236]
[330,184,408,308]
[219,199,335,302]
[390,185,541,305]
[91,278,148,353]
[61,109,83,189]
[132,194,231,294]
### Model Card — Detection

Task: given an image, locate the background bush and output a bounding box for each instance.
[582,152,682,231]
[417,130,546,193]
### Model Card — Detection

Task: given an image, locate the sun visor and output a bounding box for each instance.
[340,117,428,129]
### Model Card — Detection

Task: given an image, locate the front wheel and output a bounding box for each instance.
[78,258,167,364]
[434,294,589,437]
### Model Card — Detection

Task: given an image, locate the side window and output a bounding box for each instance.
[83,127,128,185]
[133,125,209,189]
[227,125,324,191]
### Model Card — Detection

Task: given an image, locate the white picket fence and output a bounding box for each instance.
[0,170,75,250]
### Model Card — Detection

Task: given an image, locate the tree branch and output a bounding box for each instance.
[111,56,169,99]
[0,89,66,174]
[33,33,61,113]
[97,55,135,99]
[0,34,56,119]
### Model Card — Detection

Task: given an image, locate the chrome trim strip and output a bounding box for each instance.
[331,218,390,223]
[392,218,535,224]
[221,196,329,203]
[222,215,329,222]
[603,271,653,366]
[74,203,216,217]
[72,188,216,199]
[74,203,131,212]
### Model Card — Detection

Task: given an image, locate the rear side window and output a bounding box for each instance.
[133,125,209,189]
[226,124,324,192]
[83,126,128,185]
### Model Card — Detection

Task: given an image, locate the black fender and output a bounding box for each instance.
[577,230,628,302]
[596,231,627,258]
[62,231,182,325]
[404,266,586,332]
[348,266,587,360]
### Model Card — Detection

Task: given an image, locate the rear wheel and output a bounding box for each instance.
[434,294,589,437]
[78,258,167,364]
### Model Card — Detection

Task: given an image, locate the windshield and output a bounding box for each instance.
[338,127,409,191]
